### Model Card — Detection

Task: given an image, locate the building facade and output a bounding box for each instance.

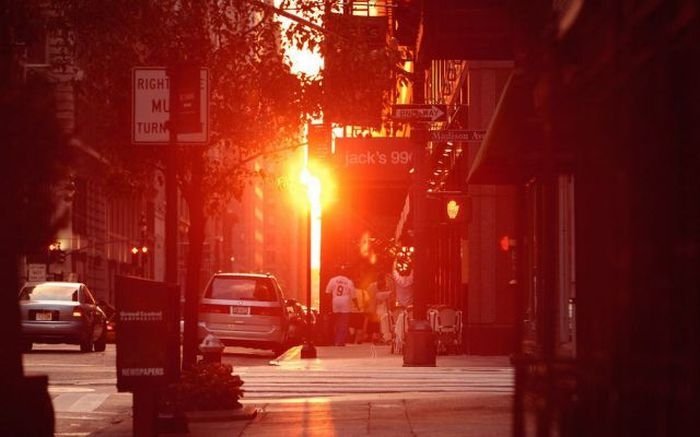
[467,1,700,435]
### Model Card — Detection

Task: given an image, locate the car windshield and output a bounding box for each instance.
[207,277,277,302]
[20,284,79,302]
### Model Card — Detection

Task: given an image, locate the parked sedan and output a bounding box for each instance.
[19,282,107,353]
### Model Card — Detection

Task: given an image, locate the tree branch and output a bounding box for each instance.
[243,0,335,37]
[237,141,306,168]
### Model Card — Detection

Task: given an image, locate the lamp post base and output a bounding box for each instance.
[403,319,436,367]
[300,340,317,359]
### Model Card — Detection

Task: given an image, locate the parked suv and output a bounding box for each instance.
[198,273,290,355]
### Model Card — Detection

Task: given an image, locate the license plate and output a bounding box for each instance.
[35,311,53,321]
[231,306,249,315]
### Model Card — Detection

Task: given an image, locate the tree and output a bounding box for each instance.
[52,0,327,367]
[53,0,402,367]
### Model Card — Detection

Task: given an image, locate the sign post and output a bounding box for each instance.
[27,264,47,283]
[132,67,209,144]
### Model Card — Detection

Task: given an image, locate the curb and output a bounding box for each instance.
[185,405,258,422]
[268,345,302,365]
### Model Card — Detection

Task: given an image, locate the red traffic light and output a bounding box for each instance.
[499,235,511,252]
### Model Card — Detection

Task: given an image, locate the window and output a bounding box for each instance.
[20,284,79,301]
[207,277,277,302]
[83,287,96,305]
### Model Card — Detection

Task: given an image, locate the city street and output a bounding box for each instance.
[22,343,513,436]
[5,2,693,435]
[22,344,275,436]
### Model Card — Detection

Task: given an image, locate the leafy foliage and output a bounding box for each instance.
[48,1,402,367]
[161,362,244,412]
[52,0,321,208]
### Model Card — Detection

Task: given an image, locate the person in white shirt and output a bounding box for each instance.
[392,261,414,308]
[391,260,414,350]
[324,265,356,346]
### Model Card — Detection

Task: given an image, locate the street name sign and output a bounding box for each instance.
[391,104,448,123]
[429,129,486,142]
[132,67,209,144]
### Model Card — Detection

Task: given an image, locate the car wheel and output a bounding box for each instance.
[80,336,93,353]
[93,330,107,352]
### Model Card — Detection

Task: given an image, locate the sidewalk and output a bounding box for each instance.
[271,343,511,369]
[98,344,513,436]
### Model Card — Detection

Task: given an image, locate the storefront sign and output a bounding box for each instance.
[333,138,417,183]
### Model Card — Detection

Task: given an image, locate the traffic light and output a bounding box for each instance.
[426,193,469,224]
[131,246,148,266]
[48,243,66,264]
[499,235,516,252]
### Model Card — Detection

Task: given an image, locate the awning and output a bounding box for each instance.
[467,72,542,185]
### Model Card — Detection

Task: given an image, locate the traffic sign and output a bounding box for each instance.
[132,67,209,144]
[391,104,448,123]
[429,129,486,142]
[27,264,47,282]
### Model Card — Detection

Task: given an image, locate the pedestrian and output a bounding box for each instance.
[391,259,414,349]
[392,259,414,309]
[367,272,393,344]
[350,285,367,343]
[324,265,356,346]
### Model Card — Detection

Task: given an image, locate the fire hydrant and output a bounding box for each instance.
[199,334,225,364]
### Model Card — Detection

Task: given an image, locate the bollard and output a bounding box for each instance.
[198,334,225,364]
[403,319,436,367]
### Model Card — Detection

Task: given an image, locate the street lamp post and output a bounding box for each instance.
[300,204,317,358]
[300,169,318,359]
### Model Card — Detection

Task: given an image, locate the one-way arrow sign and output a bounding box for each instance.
[391,104,448,123]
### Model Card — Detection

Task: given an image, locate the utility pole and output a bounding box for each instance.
[167,64,203,369]
[165,69,178,286]
[401,65,437,365]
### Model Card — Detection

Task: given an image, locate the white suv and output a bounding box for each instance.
[198,273,290,355]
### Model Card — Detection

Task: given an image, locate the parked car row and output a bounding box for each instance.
[20,273,318,357]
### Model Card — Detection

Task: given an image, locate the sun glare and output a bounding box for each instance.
[275,1,323,77]
[287,47,323,77]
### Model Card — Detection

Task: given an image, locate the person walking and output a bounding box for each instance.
[324,265,356,346]
[392,260,414,309]
[350,285,367,343]
[391,260,414,352]
[367,273,393,343]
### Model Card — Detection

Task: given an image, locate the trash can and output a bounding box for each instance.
[403,319,436,367]
[198,334,225,364]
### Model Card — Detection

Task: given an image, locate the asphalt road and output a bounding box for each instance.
[22,343,277,436]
